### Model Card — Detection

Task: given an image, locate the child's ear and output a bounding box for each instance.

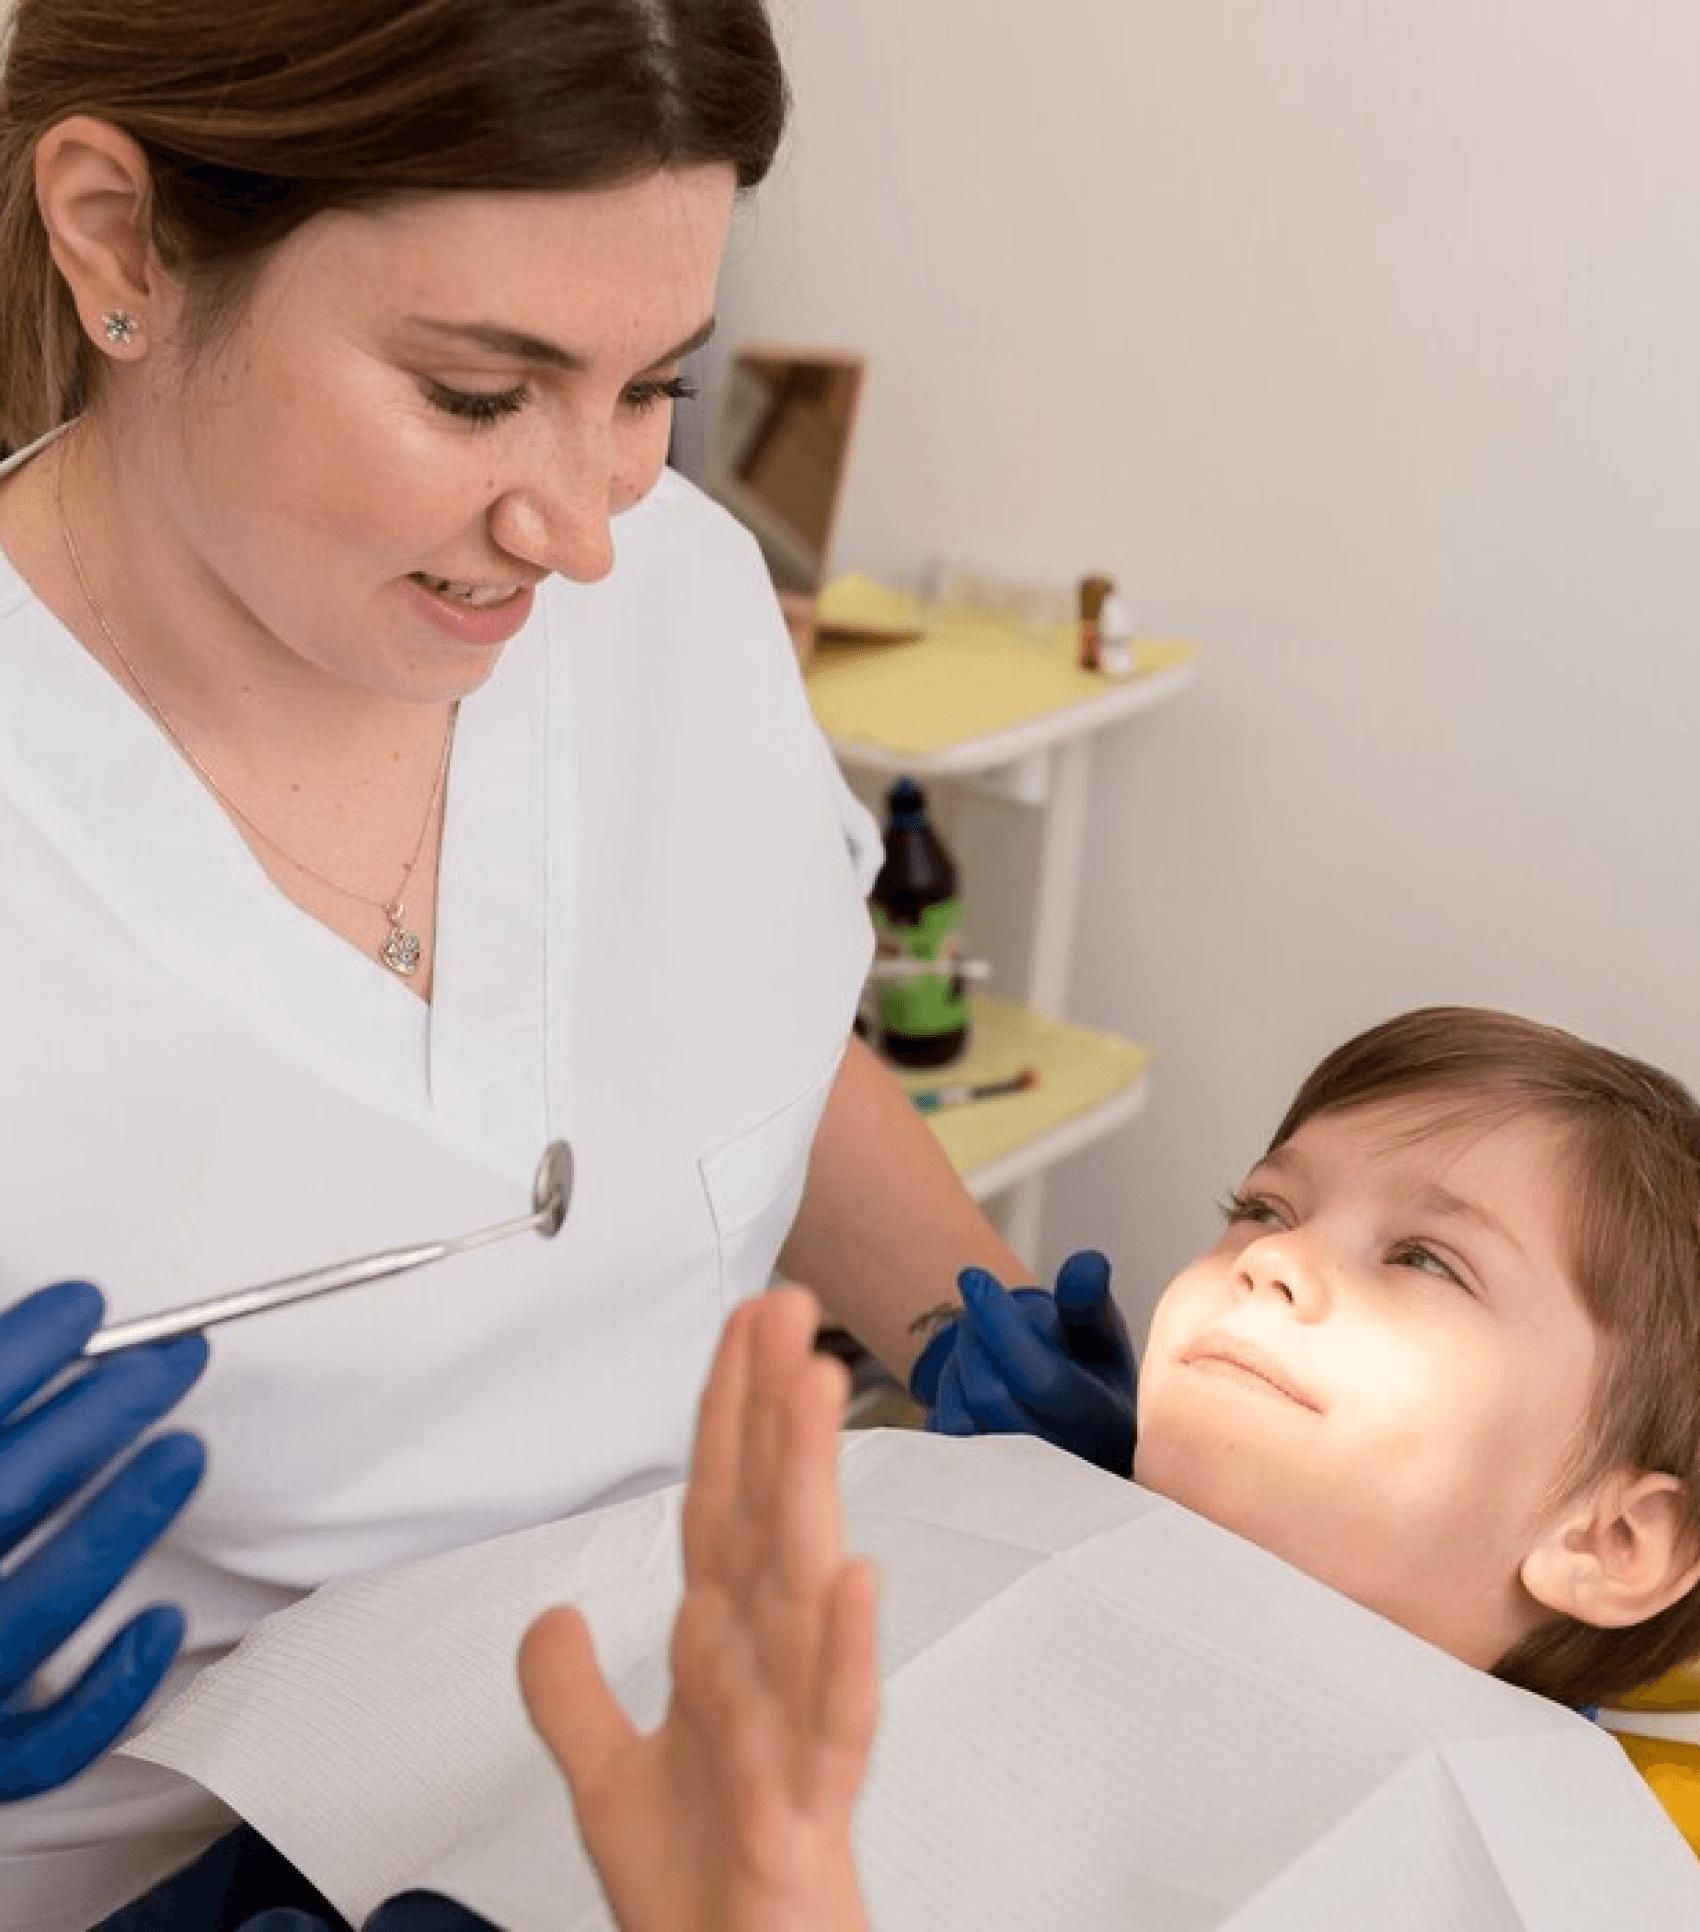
[1522,1471,1700,1629]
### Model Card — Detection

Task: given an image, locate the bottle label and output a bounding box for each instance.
[872,899,970,1038]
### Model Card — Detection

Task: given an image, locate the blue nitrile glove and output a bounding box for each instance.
[907,1250,1136,1475]
[1,1280,208,1801]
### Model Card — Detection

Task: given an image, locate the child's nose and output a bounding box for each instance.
[1235,1231,1326,1315]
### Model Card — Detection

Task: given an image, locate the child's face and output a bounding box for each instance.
[1134,1100,1600,1669]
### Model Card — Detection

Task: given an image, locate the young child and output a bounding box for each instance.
[516,1005,1700,1932]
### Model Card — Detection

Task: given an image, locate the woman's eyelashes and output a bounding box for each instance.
[423,378,529,426]
[421,373,697,429]
[622,374,699,415]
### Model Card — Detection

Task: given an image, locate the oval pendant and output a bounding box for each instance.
[381,921,423,977]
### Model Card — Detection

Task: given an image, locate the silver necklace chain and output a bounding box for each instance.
[53,445,455,979]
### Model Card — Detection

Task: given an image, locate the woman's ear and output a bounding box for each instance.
[1522,1470,1700,1630]
[34,115,162,357]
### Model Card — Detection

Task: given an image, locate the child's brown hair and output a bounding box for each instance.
[1269,1005,1700,1708]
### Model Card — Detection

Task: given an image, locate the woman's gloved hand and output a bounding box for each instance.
[907,1250,1136,1475]
[1,1280,208,1802]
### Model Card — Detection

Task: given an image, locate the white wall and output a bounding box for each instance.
[704,1,1700,1335]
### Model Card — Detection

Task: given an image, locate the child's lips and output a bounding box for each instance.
[1182,1336,1321,1412]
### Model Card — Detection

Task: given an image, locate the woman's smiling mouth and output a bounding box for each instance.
[410,571,527,609]
[401,572,537,647]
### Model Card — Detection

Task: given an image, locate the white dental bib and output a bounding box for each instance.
[129,1431,1700,1930]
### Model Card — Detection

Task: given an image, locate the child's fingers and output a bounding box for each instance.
[669,1581,744,1732]
[516,1605,637,1800]
[669,1580,792,1822]
[772,1351,852,1602]
[673,1560,875,1820]
[732,1290,822,1593]
[691,1289,853,1745]
[681,1297,758,1587]
[810,1558,880,1811]
[738,1344,853,1731]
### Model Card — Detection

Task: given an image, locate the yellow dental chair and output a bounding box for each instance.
[1599,1664,1700,1858]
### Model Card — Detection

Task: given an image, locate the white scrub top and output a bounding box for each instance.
[0,460,877,1928]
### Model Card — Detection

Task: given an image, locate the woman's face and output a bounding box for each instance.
[129,165,737,703]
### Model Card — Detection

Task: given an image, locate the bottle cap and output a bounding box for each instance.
[886,776,926,827]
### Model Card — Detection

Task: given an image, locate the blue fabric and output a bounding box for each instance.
[92,1824,349,1930]
[97,1823,506,1932]
[97,1824,506,1929]
[365,1897,502,1930]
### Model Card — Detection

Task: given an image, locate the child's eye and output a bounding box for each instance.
[1219,1189,1285,1230]
[423,380,529,427]
[1388,1240,1465,1288]
[622,374,699,415]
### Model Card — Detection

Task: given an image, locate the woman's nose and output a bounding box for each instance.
[489,459,619,586]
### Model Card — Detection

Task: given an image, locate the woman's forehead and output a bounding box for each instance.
[227,167,736,354]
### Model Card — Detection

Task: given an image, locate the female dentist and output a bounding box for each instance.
[0,2,1134,1925]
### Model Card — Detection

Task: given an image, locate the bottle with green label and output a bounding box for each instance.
[870,776,970,1067]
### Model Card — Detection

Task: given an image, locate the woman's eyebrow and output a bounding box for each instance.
[402,314,716,372]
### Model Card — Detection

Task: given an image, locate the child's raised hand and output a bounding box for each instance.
[517,1288,878,1932]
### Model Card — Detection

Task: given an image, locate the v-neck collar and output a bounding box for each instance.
[0,524,556,1175]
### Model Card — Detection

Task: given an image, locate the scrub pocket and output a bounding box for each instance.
[699,1063,836,1309]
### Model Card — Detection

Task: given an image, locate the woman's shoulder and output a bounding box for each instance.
[0,427,73,626]
[0,517,47,629]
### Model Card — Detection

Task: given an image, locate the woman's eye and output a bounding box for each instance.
[622,375,699,416]
[1389,1241,1464,1287]
[423,380,529,427]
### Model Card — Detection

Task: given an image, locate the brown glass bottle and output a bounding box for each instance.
[870,777,970,1067]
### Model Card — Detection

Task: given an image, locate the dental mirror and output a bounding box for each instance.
[84,1139,574,1357]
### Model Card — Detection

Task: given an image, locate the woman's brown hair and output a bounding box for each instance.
[0,0,787,446]
[1271,1005,1700,1708]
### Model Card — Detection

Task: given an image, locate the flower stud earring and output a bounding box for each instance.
[100,310,140,347]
